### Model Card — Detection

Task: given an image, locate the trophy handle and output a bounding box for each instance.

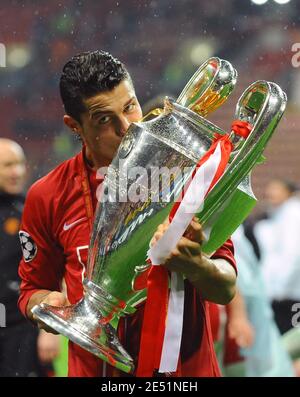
[230,80,287,155]
[198,80,287,254]
[177,57,237,116]
[143,57,238,122]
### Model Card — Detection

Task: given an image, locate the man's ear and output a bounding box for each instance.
[63,115,82,137]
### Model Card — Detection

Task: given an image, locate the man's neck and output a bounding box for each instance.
[84,145,111,170]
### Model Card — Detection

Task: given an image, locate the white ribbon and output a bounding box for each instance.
[147,142,222,373]
[158,272,185,372]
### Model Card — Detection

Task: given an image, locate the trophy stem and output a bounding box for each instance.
[32,280,134,373]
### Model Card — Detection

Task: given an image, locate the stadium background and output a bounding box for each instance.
[1,0,300,206]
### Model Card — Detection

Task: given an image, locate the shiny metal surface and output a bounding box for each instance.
[177,57,238,116]
[33,280,134,372]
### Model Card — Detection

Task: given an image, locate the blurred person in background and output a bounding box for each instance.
[254,179,300,335]
[0,138,60,377]
[223,225,295,377]
[254,179,300,375]
[18,50,237,377]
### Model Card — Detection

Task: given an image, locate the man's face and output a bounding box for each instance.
[0,143,26,195]
[265,180,291,208]
[79,79,142,167]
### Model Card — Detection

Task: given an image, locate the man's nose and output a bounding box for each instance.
[116,116,131,137]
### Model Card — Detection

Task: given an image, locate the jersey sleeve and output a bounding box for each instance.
[18,181,65,318]
[211,238,237,274]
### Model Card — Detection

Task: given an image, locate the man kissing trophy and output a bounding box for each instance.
[32,57,287,374]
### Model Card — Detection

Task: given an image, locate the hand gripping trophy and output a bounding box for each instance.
[32,57,287,374]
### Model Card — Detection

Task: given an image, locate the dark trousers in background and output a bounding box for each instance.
[0,321,50,377]
[272,299,299,335]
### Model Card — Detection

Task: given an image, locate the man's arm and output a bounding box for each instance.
[18,182,66,329]
[185,256,236,305]
[151,218,237,305]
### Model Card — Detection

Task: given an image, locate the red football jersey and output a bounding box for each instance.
[18,149,236,377]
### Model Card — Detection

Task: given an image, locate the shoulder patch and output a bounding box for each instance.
[19,230,37,262]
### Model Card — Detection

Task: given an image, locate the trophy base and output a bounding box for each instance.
[31,282,134,374]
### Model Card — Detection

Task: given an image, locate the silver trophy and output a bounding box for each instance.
[32,57,287,373]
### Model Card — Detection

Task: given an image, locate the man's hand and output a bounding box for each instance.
[151,217,205,276]
[151,217,236,304]
[37,329,61,363]
[227,289,255,348]
[227,317,255,348]
[27,290,70,334]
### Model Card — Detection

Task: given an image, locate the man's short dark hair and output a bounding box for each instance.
[60,50,131,123]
